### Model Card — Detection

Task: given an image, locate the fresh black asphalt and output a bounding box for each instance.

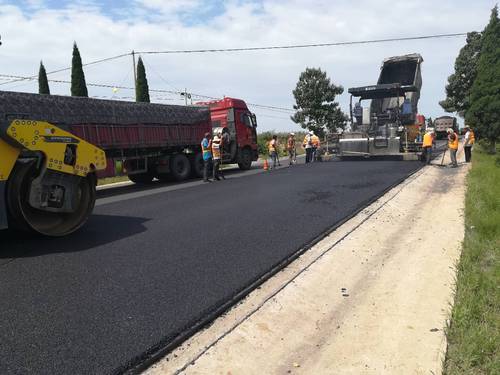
[0,160,421,374]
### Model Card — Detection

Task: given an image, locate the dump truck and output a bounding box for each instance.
[338,54,424,158]
[433,116,457,139]
[0,91,258,236]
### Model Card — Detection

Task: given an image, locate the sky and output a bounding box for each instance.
[0,0,496,131]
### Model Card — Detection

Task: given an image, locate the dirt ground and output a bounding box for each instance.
[146,148,469,375]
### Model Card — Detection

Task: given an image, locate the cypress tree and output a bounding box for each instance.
[466,6,500,153]
[38,61,50,95]
[71,42,88,97]
[136,56,150,103]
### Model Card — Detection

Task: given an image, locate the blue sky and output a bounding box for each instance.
[0,0,497,131]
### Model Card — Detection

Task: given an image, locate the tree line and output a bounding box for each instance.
[38,43,150,102]
[441,6,499,152]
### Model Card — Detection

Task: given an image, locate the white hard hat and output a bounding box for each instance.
[213,135,220,141]
[290,132,295,136]
[309,131,314,135]
[447,128,453,133]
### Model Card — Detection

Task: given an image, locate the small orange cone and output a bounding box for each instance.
[263,159,269,170]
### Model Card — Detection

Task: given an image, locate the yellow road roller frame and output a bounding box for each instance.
[2,119,106,179]
[0,138,21,181]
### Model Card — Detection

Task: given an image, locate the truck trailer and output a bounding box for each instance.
[338,54,425,158]
[0,91,258,236]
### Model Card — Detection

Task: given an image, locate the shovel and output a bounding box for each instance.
[439,148,447,166]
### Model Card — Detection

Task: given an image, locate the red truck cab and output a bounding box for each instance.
[198,97,258,170]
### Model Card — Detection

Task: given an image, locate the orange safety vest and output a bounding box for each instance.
[469,130,475,145]
[448,132,459,150]
[212,139,221,159]
[422,133,433,147]
[268,139,277,153]
[311,135,320,147]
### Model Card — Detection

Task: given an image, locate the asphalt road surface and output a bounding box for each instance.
[0,159,421,374]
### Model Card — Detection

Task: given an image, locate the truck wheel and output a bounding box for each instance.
[128,172,154,184]
[237,148,252,170]
[170,154,191,181]
[191,152,204,178]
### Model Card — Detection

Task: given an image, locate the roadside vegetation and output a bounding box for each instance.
[444,144,500,374]
[257,130,306,158]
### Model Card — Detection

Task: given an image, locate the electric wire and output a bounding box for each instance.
[0,31,467,87]
[0,52,131,86]
[136,33,467,54]
[0,73,295,113]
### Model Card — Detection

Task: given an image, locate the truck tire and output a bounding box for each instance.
[170,154,191,181]
[237,148,252,170]
[190,152,204,178]
[128,172,154,184]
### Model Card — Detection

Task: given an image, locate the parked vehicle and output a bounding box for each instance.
[197,97,258,170]
[0,91,258,236]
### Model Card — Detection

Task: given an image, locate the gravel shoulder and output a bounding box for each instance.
[147,150,469,375]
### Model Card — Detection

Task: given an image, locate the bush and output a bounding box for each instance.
[257,131,306,157]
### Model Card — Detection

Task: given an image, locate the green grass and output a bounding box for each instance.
[444,145,500,375]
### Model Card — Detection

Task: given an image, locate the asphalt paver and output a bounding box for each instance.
[0,160,420,374]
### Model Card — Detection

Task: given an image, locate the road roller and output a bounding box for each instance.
[0,118,106,236]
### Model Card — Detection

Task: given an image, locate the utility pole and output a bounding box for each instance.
[184,88,188,106]
[132,50,137,92]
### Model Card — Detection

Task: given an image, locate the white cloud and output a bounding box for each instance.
[0,0,496,130]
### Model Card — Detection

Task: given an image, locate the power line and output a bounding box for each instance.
[0,73,295,113]
[0,52,130,86]
[136,33,467,55]
[0,31,467,87]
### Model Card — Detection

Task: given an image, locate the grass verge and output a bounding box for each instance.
[444,145,500,374]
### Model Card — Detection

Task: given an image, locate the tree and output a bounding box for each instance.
[291,67,346,137]
[135,56,150,103]
[439,31,482,116]
[38,61,50,95]
[466,6,500,153]
[71,42,88,97]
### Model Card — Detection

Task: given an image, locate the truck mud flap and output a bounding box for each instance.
[0,181,8,230]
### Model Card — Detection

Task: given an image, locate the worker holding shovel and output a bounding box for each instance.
[447,128,459,168]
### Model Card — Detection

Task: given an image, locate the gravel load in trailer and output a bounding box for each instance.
[0,91,211,151]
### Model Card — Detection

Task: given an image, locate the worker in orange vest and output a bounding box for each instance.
[303,132,313,163]
[447,128,459,168]
[212,132,225,180]
[268,135,278,169]
[463,126,475,163]
[422,129,434,164]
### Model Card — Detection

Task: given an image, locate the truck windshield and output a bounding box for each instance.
[243,113,256,128]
